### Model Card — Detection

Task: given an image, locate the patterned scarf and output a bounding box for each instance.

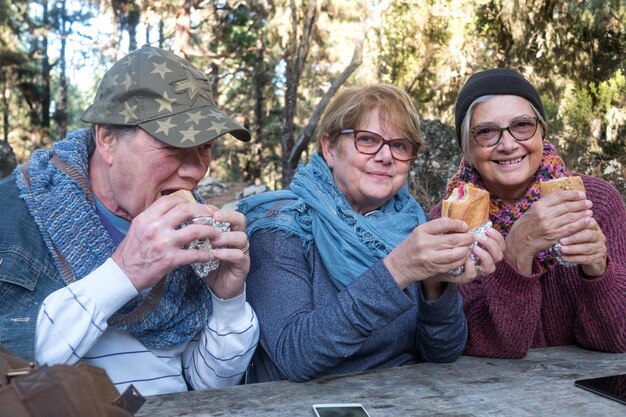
[239,152,426,290]
[15,129,211,349]
[445,140,570,270]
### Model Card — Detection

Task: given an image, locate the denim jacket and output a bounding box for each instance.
[0,171,64,361]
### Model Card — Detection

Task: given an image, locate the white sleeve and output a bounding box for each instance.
[35,258,138,365]
[182,286,259,389]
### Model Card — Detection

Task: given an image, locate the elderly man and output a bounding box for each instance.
[0,45,258,395]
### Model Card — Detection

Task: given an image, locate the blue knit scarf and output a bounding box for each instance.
[238,152,426,290]
[15,129,211,349]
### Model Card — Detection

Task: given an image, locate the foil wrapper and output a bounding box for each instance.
[449,221,492,277]
[550,242,576,267]
[179,216,230,276]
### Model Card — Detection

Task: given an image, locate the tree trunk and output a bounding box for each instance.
[1,72,8,143]
[58,0,69,139]
[41,0,51,131]
[246,4,270,185]
[127,5,139,52]
[281,0,392,186]
[0,140,17,179]
[280,0,318,187]
[252,8,267,144]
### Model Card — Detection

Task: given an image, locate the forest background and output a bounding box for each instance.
[1,0,625,210]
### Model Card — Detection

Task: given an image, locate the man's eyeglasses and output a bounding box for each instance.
[338,129,419,162]
[470,116,541,147]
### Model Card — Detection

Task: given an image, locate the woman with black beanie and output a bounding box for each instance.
[429,68,626,358]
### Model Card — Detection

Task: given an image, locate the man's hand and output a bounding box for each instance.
[111,194,246,293]
[202,209,250,299]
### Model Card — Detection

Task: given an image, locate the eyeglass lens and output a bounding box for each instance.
[352,130,417,161]
[471,117,539,147]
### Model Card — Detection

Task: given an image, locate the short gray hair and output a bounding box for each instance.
[460,96,547,164]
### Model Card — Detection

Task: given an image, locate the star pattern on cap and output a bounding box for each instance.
[156,91,175,113]
[115,72,133,92]
[115,60,130,73]
[82,45,248,145]
[151,61,172,79]
[155,117,176,135]
[207,120,228,135]
[207,108,226,121]
[180,127,201,144]
[143,48,162,60]
[185,110,203,125]
[120,102,138,123]
[171,68,212,105]
[122,73,133,91]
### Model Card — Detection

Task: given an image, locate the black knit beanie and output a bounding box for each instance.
[454,68,545,147]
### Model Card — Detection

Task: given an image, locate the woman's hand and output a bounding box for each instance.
[384,218,476,292]
[471,226,506,277]
[559,216,607,277]
[505,190,591,275]
[421,226,505,296]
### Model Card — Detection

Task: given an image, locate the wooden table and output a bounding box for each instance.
[136,346,626,416]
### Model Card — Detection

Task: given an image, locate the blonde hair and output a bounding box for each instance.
[316,84,422,155]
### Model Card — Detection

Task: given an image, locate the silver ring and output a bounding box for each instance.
[240,241,250,253]
[476,265,485,276]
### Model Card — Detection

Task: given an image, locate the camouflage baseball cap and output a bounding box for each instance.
[81,45,250,146]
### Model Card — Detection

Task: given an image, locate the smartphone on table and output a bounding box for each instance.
[312,403,371,417]
[574,373,626,405]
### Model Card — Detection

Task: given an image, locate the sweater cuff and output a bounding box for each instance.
[479,259,541,294]
[578,259,621,296]
[419,281,458,308]
[342,260,415,328]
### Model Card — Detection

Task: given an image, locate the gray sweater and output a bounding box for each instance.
[245,230,468,383]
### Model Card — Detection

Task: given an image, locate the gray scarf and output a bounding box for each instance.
[16,129,211,349]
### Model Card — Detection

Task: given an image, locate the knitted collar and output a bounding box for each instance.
[239,152,426,290]
[16,129,211,349]
[445,140,570,270]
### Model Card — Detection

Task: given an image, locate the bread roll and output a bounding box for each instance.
[442,183,490,229]
[540,176,585,196]
[171,189,197,203]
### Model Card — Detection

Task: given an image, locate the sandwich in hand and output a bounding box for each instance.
[171,189,197,203]
[540,176,586,267]
[442,183,490,229]
[540,176,586,196]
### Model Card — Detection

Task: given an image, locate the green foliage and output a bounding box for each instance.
[591,70,626,113]
[477,0,626,86]
[0,0,624,202]
[591,70,626,153]
[0,0,10,25]
[377,0,456,113]
[562,69,626,153]
[555,69,626,201]
[540,95,563,139]
[564,86,594,142]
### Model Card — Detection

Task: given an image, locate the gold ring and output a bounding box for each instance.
[476,265,485,276]
[240,241,250,253]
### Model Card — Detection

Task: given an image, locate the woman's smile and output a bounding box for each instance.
[494,155,525,166]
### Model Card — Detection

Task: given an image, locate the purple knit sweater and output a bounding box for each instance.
[429,175,626,358]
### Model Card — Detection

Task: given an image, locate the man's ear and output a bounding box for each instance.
[320,134,336,170]
[94,125,116,166]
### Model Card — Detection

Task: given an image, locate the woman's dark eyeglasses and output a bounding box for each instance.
[470,116,540,147]
[338,129,419,161]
